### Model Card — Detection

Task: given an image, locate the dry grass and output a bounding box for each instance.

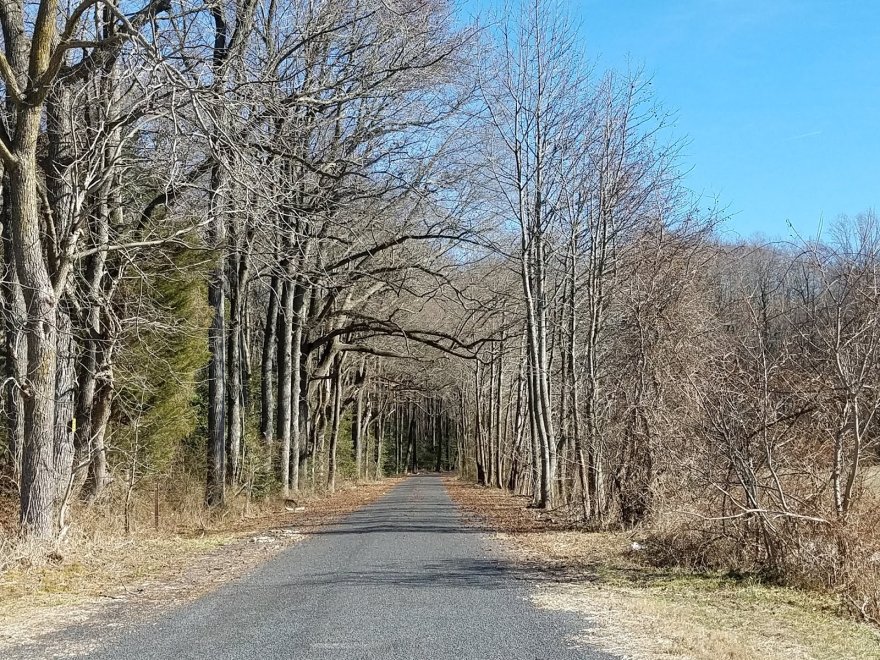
[445,477,880,660]
[0,477,401,651]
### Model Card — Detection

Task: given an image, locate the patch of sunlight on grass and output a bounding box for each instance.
[531,549,880,660]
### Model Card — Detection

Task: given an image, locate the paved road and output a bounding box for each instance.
[45,475,613,659]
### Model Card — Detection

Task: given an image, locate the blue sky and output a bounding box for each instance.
[464,0,880,240]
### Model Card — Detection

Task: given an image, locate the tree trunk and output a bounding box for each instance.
[288,280,309,492]
[51,303,76,538]
[493,346,504,487]
[0,217,25,483]
[375,409,384,479]
[10,115,60,538]
[352,362,366,480]
[277,278,293,496]
[474,363,487,485]
[82,335,113,502]
[326,355,343,493]
[260,274,279,455]
[226,243,248,485]
[205,157,227,507]
[434,399,442,472]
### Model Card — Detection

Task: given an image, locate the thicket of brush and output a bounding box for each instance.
[456,215,880,626]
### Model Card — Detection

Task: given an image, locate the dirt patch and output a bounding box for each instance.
[0,478,401,653]
[444,477,880,660]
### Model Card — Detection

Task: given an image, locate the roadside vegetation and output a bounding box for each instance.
[447,479,880,659]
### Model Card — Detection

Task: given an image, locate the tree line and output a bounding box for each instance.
[0,0,482,539]
[0,0,877,622]
[445,3,880,623]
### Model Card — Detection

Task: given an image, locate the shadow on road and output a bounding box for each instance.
[244,556,598,591]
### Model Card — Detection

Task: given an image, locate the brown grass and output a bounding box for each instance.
[444,477,880,660]
[0,477,401,651]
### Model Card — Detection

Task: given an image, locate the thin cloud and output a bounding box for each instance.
[787,130,822,141]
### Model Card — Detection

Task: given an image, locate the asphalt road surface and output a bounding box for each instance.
[32,475,614,659]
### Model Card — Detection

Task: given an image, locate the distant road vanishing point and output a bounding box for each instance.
[27,475,614,660]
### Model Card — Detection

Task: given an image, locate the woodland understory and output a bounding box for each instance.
[0,0,878,627]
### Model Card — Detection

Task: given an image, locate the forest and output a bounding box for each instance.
[0,0,878,627]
